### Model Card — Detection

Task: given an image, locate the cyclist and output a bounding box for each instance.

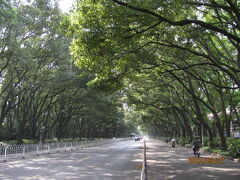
[192,137,201,155]
[171,138,176,148]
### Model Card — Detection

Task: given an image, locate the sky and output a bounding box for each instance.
[58,0,76,12]
[19,0,77,13]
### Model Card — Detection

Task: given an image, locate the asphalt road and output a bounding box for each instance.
[0,140,143,180]
[147,139,240,180]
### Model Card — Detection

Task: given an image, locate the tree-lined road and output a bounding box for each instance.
[0,141,142,180]
[1,139,240,180]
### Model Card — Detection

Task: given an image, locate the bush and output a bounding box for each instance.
[22,139,38,144]
[201,146,210,152]
[185,144,192,148]
[4,140,17,145]
[203,137,220,148]
[176,137,191,145]
[203,137,209,146]
[201,137,240,158]
[227,138,240,158]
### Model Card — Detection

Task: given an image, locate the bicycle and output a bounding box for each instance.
[193,147,200,158]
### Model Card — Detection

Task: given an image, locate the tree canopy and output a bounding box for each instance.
[64,0,240,150]
[1,0,239,151]
[0,0,136,144]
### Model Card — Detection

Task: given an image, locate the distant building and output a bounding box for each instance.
[231,122,240,138]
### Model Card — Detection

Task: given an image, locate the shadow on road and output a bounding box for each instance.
[0,141,143,180]
[147,139,240,180]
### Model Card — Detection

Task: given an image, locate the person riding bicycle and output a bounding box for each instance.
[171,138,176,148]
[192,137,201,155]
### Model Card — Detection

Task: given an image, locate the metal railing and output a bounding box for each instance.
[0,138,125,162]
[141,139,147,180]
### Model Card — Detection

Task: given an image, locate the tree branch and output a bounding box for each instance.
[111,0,240,43]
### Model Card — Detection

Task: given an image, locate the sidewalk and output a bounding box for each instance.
[146,139,240,180]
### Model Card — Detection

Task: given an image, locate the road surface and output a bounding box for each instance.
[147,139,240,180]
[0,140,143,180]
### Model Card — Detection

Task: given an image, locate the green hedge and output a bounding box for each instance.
[1,137,107,145]
[227,138,240,158]
[176,137,191,145]
[158,136,240,158]
[203,137,220,147]
[201,137,240,158]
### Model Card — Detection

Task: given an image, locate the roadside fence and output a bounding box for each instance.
[0,138,126,162]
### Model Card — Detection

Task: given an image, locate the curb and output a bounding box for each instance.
[177,144,239,163]
[194,149,240,162]
[220,155,234,161]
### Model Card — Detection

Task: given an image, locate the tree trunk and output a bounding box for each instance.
[216,120,227,150]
